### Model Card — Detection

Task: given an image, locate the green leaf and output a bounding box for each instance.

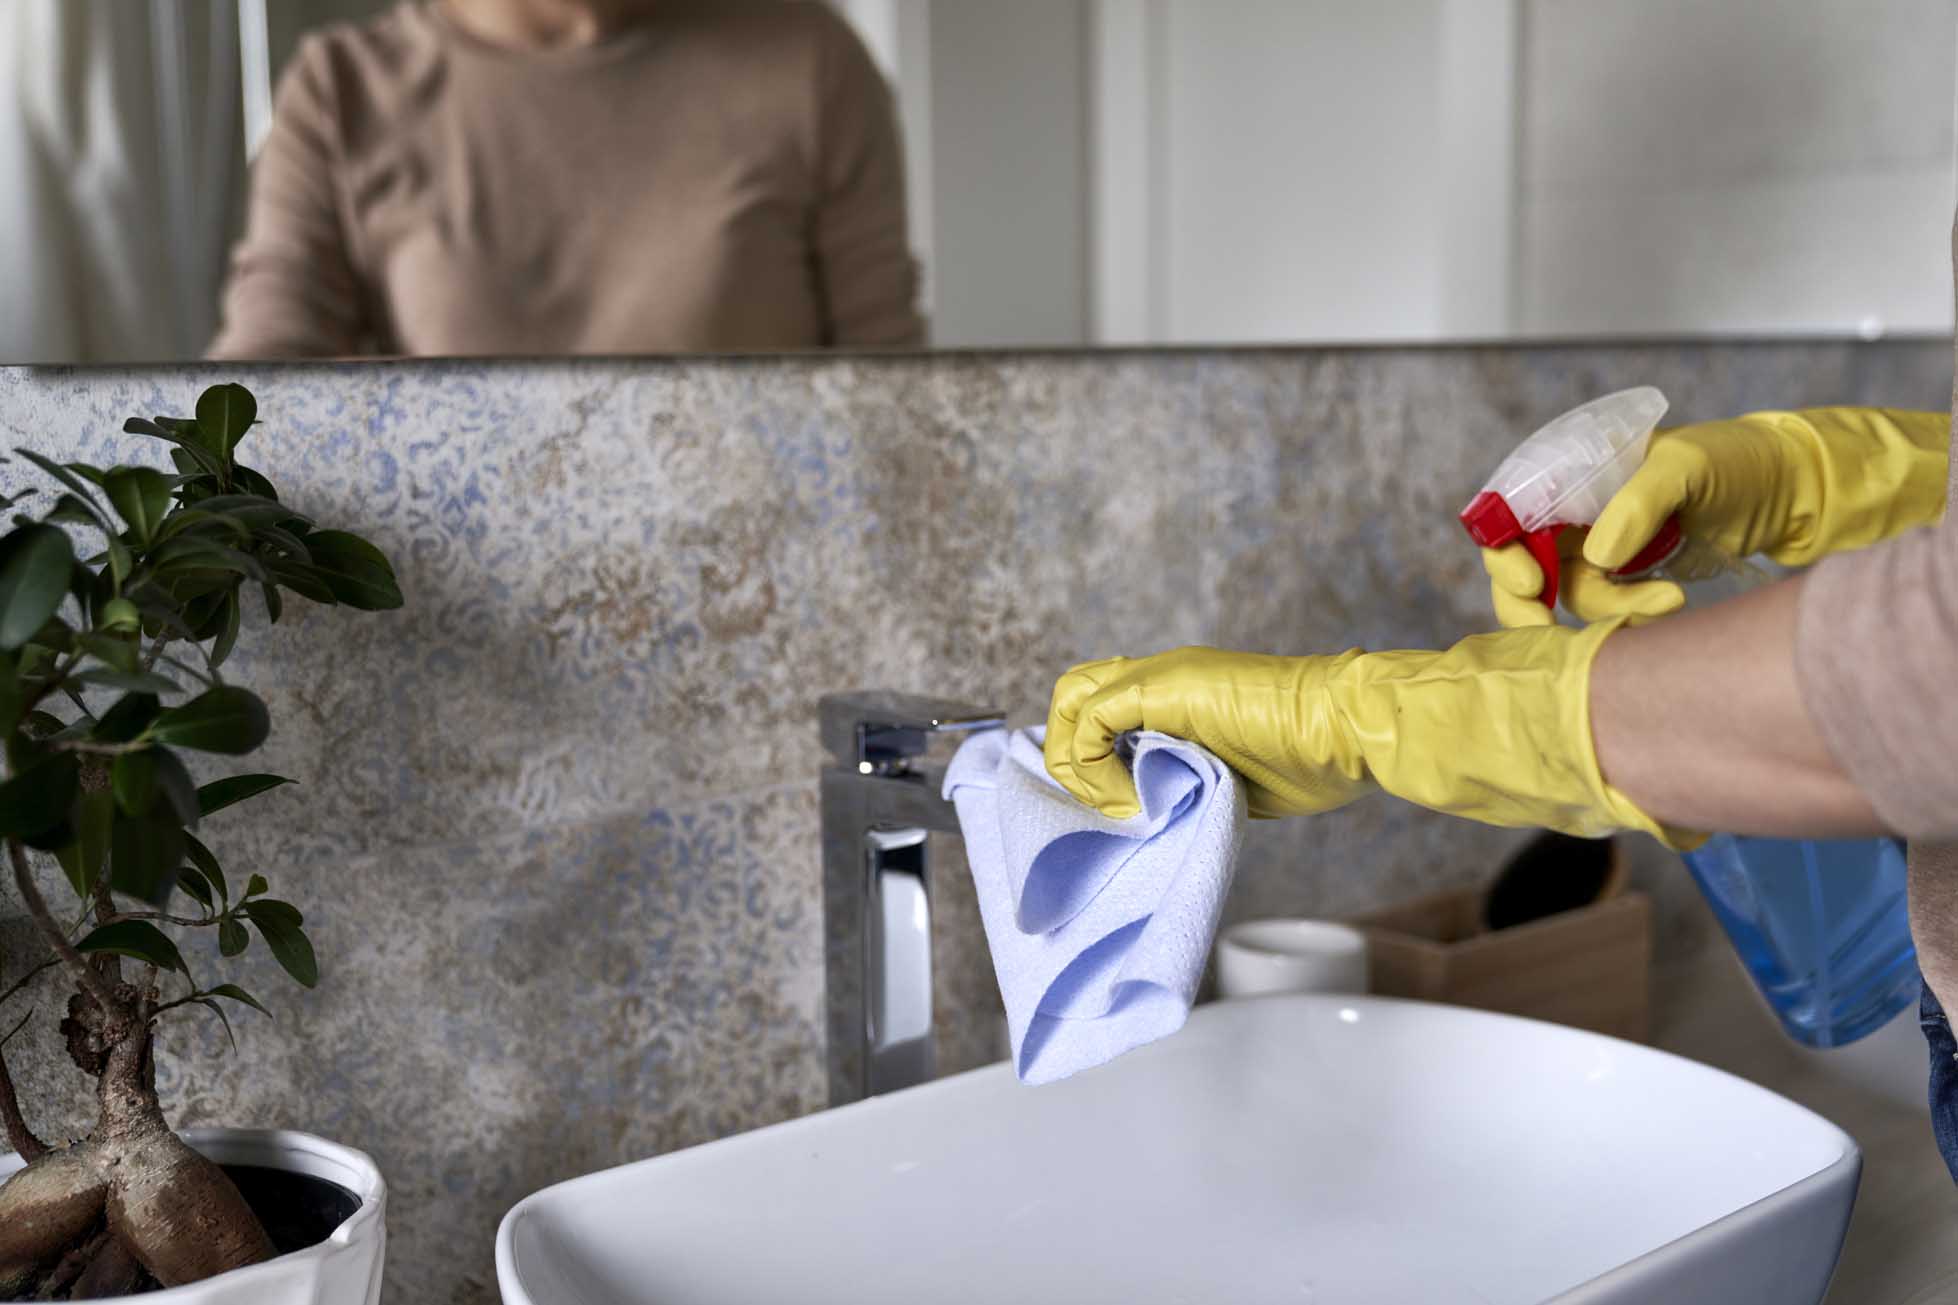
[74,668,179,695]
[264,561,337,606]
[28,617,73,653]
[104,536,131,587]
[109,814,186,905]
[0,651,18,736]
[205,983,270,1018]
[244,873,268,899]
[54,786,114,897]
[179,589,235,643]
[125,419,222,478]
[167,448,218,484]
[125,592,199,643]
[78,632,138,675]
[303,532,403,611]
[196,773,292,818]
[111,749,156,817]
[94,692,160,743]
[175,861,213,911]
[99,597,140,632]
[183,832,227,903]
[0,525,76,651]
[260,582,283,625]
[67,560,99,620]
[44,494,100,528]
[152,651,217,688]
[18,711,66,740]
[102,467,172,544]
[14,642,51,681]
[218,916,249,957]
[148,747,199,827]
[251,524,312,562]
[0,752,79,840]
[209,592,240,668]
[195,385,257,463]
[151,509,252,547]
[229,465,279,501]
[76,920,186,974]
[13,450,109,524]
[244,896,297,926]
[195,494,296,528]
[243,902,316,988]
[147,687,269,755]
[149,537,266,584]
[196,997,238,1052]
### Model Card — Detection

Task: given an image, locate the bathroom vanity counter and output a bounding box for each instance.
[1653,947,1958,1304]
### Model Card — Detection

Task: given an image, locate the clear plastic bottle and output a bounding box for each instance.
[1682,833,1918,1047]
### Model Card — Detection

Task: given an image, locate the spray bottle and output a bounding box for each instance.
[1459,387,1918,1049]
[1457,386,1734,607]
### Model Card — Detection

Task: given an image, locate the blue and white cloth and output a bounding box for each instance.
[943,727,1244,1085]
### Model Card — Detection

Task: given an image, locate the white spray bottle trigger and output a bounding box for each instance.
[1460,386,1683,610]
[1484,387,1669,533]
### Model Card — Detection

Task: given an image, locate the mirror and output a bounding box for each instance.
[3,0,1952,363]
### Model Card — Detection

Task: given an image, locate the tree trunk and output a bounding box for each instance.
[0,1000,276,1299]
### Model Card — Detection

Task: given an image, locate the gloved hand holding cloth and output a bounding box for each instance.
[1483,407,1949,628]
[1044,623,1700,851]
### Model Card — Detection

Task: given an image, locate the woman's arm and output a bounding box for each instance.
[1595,486,1958,843]
[807,9,925,350]
[1590,573,1881,837]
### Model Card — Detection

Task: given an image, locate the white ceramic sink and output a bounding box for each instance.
[496,995,1859,1305]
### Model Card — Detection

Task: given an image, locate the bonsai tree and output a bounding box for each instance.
[0,385,400,1298]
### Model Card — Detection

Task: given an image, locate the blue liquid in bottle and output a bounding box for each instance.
[1681,834,1920,1047]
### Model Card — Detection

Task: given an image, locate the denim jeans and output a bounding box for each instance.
[1921,979,1958,1182]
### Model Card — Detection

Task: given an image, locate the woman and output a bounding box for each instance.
[209,0,923,358]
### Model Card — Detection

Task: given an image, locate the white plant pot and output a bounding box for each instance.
[0,1127,385,1304]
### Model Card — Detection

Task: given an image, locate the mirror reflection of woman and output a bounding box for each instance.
[209,0,924,358]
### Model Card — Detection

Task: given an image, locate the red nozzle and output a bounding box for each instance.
[1461,493,1688,611]
[1461,493,1569,609]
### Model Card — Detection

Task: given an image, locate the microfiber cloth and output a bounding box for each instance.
[942,726,1245,1085]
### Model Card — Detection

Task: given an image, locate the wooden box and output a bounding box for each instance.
[1349,886,1652,1042]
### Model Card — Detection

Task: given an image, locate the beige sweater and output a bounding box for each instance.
[1794,233,1958,999]
[1797,459,1957,842]
[208,0,923,358]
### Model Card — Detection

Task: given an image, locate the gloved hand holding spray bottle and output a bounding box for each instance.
[1461,388,1920,1048]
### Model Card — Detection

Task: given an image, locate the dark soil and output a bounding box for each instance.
[217,1165,361,1258]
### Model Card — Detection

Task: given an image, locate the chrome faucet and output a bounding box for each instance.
[819,691,1004,1105]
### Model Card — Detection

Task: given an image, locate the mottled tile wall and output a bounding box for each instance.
[0,340,1946,1302]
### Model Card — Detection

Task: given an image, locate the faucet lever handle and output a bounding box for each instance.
[819,691,1004,772]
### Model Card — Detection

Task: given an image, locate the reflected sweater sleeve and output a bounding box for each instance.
[806,8,925,349]
[207,37,371,359]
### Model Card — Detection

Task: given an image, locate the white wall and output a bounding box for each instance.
[1085,0,1517,345]
[926,1,1089,347]
[828,0,1958,347]
[1517,0,1958,337]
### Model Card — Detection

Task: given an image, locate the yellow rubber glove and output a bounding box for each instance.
[1044,622,1697,848]
[1484,407,1949,627]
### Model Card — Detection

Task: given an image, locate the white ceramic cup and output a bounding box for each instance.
[1215,919,1370,999]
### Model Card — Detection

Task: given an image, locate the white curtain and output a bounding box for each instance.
[0,0,242,364]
